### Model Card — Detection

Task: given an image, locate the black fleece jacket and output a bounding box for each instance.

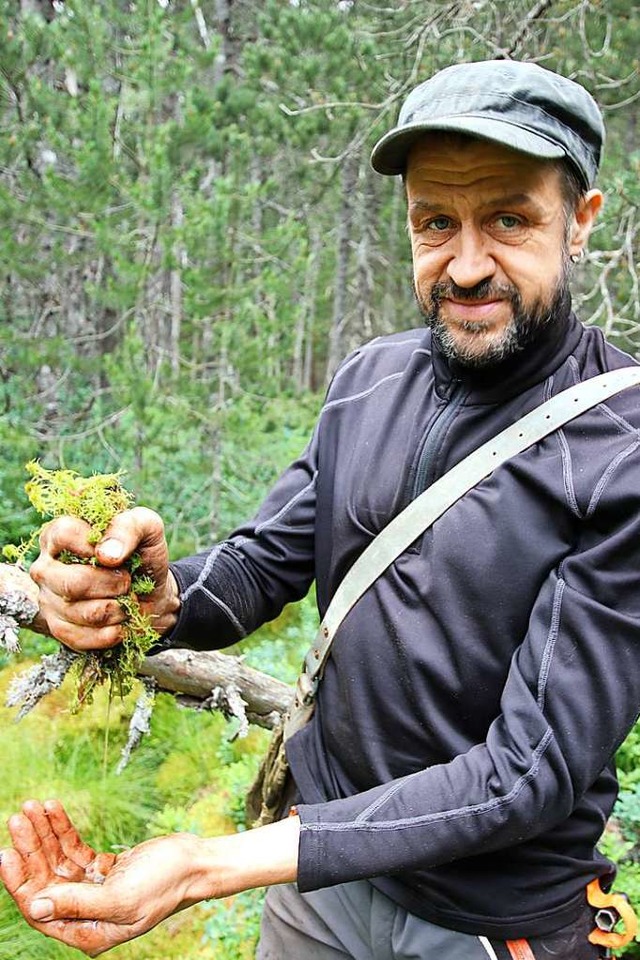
[168,309,640,938]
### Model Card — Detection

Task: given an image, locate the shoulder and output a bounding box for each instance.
[571,323,640,431]
[327,328,430,401]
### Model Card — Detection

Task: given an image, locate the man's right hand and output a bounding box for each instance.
[29,507,180,651]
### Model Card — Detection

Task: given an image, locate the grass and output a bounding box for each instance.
[0,647,273,960]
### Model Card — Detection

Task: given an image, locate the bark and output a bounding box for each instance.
[293,227,321,393]
[139,648,291,729]
[169,190,185,375]
[325,152,359,384]
[354,164,377,344]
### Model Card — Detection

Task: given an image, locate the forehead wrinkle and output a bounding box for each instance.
[405,138,562,192]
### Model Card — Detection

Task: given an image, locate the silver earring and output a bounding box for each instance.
[570,249,585,264]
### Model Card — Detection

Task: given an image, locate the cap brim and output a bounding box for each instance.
[370,115,566,176]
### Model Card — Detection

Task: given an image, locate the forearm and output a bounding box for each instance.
[168,535,314,651]
[189,815,301,902]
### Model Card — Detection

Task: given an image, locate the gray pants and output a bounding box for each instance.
[256,881,606,960]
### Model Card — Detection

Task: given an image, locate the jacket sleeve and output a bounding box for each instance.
[164,428,318,650]
[295,439,640,891]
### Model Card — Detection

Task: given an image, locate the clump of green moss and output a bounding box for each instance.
[3,461,160,709]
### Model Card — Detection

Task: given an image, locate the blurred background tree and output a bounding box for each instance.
[1,0,638,956]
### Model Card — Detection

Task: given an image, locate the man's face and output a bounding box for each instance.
[405,136,582,369]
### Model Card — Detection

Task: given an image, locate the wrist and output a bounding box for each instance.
[150,569,181,637]
[189,816,301,902]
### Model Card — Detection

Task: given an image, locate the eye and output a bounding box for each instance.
[426,216,453,232]
[494,214,523,229]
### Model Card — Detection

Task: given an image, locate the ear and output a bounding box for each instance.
[568,189,603,256]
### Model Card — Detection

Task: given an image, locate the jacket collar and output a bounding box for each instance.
[429,305,583,404]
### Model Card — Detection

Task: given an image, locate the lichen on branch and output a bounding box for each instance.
[2,461,159,710]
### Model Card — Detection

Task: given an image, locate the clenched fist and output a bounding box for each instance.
[29,507,180,651]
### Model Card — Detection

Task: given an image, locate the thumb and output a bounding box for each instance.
[95,507,168,583]
[30,882,125,923]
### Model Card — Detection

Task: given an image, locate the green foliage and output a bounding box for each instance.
[202,887,266,960]
[24,460,131,540]
[3,460,132,565]
[0,657,285,959]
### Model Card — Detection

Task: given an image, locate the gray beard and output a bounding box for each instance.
[417,272,571,371]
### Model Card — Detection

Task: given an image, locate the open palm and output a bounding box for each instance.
[1,799,206,956]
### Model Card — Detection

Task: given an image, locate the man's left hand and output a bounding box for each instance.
[1,799,221,956]
[1,797,301,956]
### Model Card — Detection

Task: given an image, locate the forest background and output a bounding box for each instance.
[1,0,639,957]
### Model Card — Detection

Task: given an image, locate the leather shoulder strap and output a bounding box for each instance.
[293,366,640,707]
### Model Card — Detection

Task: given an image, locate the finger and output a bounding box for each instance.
[29,880,136,924]
[31,562,131,604]
[21,801,67,877]
[53,597,127,629]
[96,508,168,585]
[0,846,29,897]
[38,517,96,562]
[29,917,138,957]
[42,612,124,651]
[43,800,98,871]
[2,847,130,955]
[86,853,117,884]
[7,813,52,889]
[22,801,89,882]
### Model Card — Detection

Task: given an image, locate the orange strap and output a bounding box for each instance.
[505,940,536,960]
[587,878,638,949]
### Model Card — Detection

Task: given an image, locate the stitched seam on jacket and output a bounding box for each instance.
[330,337,424,387]
[568,353,638,435]
[598,403,639,436]
[321,371,405,414]
[566,356,581,383]
[557,429,582,519]
[198,585,246,638]
[255,471,317,535]
[354,774,414,823]
[181,544,224,601]
[537,578,565,711]
[336,727,554,832]
[586,437,640,517]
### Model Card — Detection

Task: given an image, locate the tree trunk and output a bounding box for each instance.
[325,153,358,384]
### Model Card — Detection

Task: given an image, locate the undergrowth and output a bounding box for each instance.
[0,601,311,958]
[0,638,273,959]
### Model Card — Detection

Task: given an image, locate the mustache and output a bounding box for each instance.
[429,279,521,303]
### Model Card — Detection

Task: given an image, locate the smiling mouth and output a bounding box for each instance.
[443,298,508,325]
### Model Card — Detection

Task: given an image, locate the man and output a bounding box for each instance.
[2,60,638,959]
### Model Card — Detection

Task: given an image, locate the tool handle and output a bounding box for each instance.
[587,878,638,949]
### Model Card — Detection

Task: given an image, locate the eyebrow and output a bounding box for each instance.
[408,193,545,218]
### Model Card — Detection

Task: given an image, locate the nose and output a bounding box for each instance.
[446,226,496,289]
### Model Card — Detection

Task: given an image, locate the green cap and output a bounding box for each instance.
[371,60,604,189]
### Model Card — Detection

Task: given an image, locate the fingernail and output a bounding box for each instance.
[99,539,123,561]
[30,898,54,921]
